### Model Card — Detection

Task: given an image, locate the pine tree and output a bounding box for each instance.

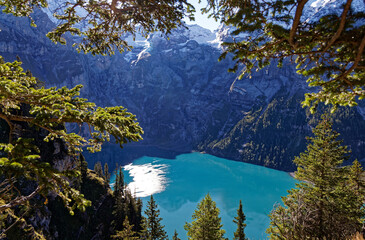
[0,0,191,238]
[112,167,143,234]
[104,162,111,183]
[204,0,365,110]
[172,230,181,240]
[184,193,226,240]
[233,200,247,240]
[112,216,138,240]
[267,115,365,239]
[79,154,88,180]
[114,167,125,196]
[112,167,126,231]
[135,198,143,232]
[143,195,168,240]
[94,161,103,178]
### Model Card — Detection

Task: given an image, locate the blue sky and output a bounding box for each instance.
[184,0,220,32]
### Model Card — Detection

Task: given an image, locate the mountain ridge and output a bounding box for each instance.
[0,8,364,171]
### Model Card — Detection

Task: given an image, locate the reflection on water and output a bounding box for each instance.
[119,152,295,240]
[124,162,169,197]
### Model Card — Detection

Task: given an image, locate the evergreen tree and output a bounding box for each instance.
[143,195,168,240]
[204,0,365,110]
[184,193,226,240]
[267,115,365,239]
[112,167,143,234]
[1,0,194,56]
[112,216,138,240]
[172,230,181,240]
[0,0,191,238]
[233,200,247,240]
[104,162,111,183]
[113,167,125,195]
[79,154,88,180]
[135,198,144,232]
[94,161,103,178]
[112,167,126,231]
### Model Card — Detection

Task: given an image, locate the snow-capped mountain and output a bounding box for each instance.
[303,0,365,23]
[1,2,364,171]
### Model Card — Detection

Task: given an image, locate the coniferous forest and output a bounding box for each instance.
[0,0,364,239]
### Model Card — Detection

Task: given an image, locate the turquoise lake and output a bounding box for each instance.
[112,151,296,239]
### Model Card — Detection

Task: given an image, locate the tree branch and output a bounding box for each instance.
[0,208,30,238]
[0,186,42,211]
[289,0,309,48]
[322,0,353,53]
[0,112,82,124]
[335,34,365,85]
[0,112,14,144]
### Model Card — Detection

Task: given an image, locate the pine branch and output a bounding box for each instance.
[0,186,42,211]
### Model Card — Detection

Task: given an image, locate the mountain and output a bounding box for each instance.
[0,7,364,171]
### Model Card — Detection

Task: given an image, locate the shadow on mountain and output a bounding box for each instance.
[84,142,187,169]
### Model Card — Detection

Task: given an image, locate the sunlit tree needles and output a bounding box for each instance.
[0,0,195,232]
[184,193,226,240]
[1,0,365,238]
[267,115,365,239]
[0,56,143,220]
[204,0,365,112]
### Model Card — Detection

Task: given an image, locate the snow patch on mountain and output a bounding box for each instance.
[180,24,216,44]
[303,0,365,22]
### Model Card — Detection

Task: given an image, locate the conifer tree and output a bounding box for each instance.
[143,195,168,240]
[112,167,143,234]
[135,198,143,232]
[233,200,247,240]
[204,0,365,110]
[79,154,88,180]
[184,193,226,240]
[112,167,126,231]
[104,162,111,183]
[113,167,125,196]
[0,0,191,238]
[112,216,138,240]
[267,115,365,239]
[172,230,181,240]
[94,161,103,178]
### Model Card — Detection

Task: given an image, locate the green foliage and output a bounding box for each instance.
[0,57,143,153]
[0,0,196,237]
[267,115,365,239]
[79,153,88,179]
[112,216,139,240]
[47,169,114,239]
[0,0,195,55]
[0,138,91,215]
[233,200,247,240]
[114,166,125,196]
[0,57,143,237]
[104,162,111,183]
[172,230,181,240]
[92,161,110,183]
[142,195,168,240]
[202,91,365,171]
[184,193,226,240]
[112,167,143,235]
[204,0,365,110]
[94,161,103,178]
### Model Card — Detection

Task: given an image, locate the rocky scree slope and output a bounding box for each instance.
[0,8,364,171]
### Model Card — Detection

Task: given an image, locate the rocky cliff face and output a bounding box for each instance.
[0,9,364,171]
